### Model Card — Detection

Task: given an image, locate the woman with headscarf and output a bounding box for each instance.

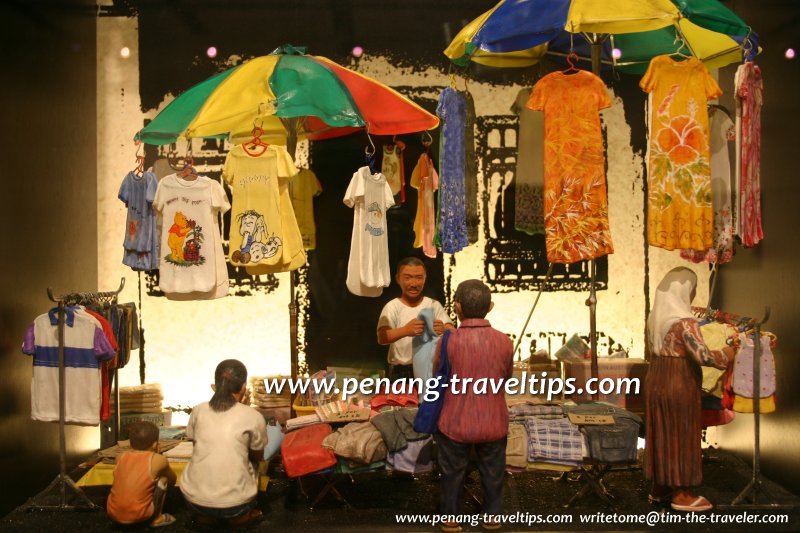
[645,267,734,512]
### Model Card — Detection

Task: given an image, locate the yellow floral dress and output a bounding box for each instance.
[641,55,723,251]
[527,70,614,264]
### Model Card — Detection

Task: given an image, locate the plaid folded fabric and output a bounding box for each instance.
[525,417,582,466]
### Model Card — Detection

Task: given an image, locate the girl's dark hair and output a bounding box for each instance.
[209,359,248,412]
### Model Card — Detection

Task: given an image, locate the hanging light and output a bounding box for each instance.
[120,46,131,59]
[785,48,796,60]
[351,46,364,58]
[207,46,218,58]
[612,48,622,60]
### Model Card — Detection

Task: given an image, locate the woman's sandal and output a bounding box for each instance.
[149,513,176,528]
[671,496,713,512]
[440,521,462,533]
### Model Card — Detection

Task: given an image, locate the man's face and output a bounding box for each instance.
[397,265,426,300]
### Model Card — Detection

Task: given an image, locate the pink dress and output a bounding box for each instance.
[735,62,764,247]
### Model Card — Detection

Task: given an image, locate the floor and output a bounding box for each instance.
[2,448,798,532]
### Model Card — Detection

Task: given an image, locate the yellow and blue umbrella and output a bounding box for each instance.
[444,0,757,74]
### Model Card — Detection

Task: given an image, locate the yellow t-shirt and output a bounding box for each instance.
[222,145,306,272]
[641,55,723,251]
[289,169,322,251]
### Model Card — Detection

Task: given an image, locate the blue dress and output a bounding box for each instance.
[436,88,469,254]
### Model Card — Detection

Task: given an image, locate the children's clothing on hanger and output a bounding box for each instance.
[222,144,306,273]
[288,168,323,251]
[410,153,439,258]
[381,142,405,202]
[119,170,159,271]
[153,174,230,294]
[343,166,394,297]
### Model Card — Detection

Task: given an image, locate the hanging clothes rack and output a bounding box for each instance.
[23,278,125,511]
[714,306,792,510]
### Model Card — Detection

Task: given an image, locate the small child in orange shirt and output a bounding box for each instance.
[107,421,177,527]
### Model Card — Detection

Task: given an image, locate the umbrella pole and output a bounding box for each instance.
[588,37,605,396]
[287,118,299,416]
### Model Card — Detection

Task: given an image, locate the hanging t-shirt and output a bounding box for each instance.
[288,168,323,251]
[164,205,230,301]
[528,70,614,264]
[22,306,116,425]
[119,170,159,271]
[153,174,230,294]
[512,87,546,235]
[222,144,305,273]
[735,62,764,248]
[343,166,394,297]
[436,88,469,254]
[411,153,439,259]
[681,108,735,264]
[641,55,722,251]
[381,144,404,200]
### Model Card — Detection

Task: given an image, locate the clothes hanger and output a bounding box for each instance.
[167,147,184,170]
[741,30,756,63]
[177,141,198,181]
[421,130,433,155]
[243,119,270,157]
[671,30,693,60]
[563,31,582,75]
[365,128,378,173]
[134,141,145,176]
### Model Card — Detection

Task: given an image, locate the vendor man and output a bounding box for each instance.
[377,257,454,381]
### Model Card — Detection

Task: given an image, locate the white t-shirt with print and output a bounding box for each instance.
[180,402,268,508]
[153,175,230,294]
[377,297,453,365]
[343,166,394,297]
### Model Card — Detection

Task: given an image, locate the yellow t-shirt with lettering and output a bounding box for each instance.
[222,144,306,272]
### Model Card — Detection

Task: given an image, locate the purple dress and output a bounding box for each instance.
[436,88,469,254]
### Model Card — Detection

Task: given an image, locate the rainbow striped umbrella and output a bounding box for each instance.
[136,45,438,145]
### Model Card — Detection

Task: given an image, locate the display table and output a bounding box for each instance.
[76,460,270,492]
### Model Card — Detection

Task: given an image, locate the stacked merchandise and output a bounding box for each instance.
[113,383,164,415]
[250,375,292,409]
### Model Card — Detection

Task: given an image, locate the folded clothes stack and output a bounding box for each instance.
[250,375,292,409]
[112,383,164,414]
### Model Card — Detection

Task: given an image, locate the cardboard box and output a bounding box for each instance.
[563,358,648,410]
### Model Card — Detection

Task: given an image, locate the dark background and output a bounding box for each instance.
[1,0,799,517]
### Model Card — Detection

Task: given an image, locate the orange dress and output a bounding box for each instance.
[641,55,723,251]
[527,70,614,264]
